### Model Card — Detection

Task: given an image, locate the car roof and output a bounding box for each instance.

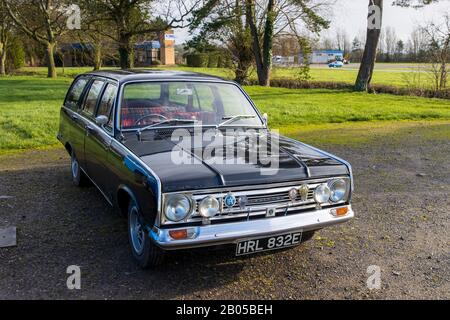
[82,69,230,84]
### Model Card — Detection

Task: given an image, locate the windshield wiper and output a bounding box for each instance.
[136,119,198,139]
[217,115,256,128]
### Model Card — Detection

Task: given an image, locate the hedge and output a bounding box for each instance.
[186,53,209,67]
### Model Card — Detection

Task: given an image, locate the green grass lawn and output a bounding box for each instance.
[0,72,449,154]
[16,63,434,88]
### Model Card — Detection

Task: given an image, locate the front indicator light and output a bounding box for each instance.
[168,228,198,240]
[331,207,349,217]
[169,229,188,240]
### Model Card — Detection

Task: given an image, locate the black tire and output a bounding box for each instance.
[127,199,164,268]
[71,152,89,187]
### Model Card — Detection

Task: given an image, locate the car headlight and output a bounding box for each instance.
[329,179,348,202]
[314,183,331,204]
[164,194,193,222]
[198,196,220,218]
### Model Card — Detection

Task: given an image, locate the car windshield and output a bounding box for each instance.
[120,81,264,129]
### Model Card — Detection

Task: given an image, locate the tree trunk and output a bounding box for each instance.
[0,43,6,76]
[235,61,251,84]
[245,0,275,87]
[260,0,275,87]
[440,61,447,89]
[119,34,134,69]
[46,42,57,78]
[93,45,102,71]
[355,0,383,92]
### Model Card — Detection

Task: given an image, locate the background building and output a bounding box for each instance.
[60,31,176,67]
[308,50,344,64]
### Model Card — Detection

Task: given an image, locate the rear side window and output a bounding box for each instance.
[83,80,105,115]
[97,83,117,129]
[65,77,88,110]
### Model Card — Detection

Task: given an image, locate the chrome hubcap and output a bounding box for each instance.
[71,157,79,178]
[129,207,145,255]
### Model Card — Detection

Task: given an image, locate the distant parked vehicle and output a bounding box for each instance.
[328,61,344,68]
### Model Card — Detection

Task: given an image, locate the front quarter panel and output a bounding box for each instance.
[108,140,161,226]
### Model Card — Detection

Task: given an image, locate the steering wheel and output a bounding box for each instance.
[134,114,168,126]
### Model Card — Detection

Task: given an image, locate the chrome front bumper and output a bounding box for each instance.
[150,205,354,250]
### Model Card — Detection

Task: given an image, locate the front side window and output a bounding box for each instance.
[120,82,263,129]
[65,77,89,110]
[83,80,105,115]
[97,83,117,129]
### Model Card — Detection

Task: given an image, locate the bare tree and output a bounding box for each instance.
[82,0,204,69]
[384,26,397,61]
[393,0,439,8]
[355,0,383,92]
[335,27,350,54]
[2,0,73,78]
[245,0,332,86]
[407,27,428,61]
[189,0,255,83]
[423,14,450,90]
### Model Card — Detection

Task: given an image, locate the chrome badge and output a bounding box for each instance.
[224,193,237,208]
[288,188,298,201]
[238,195,248,209]
[299,184,309,201]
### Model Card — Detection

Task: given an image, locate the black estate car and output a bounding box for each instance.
[58,70,354,268]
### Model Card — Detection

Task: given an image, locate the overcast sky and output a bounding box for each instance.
[174,0,450,44]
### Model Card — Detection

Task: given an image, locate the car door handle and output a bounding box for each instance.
[71,115,79,121]
[85,125,95,134]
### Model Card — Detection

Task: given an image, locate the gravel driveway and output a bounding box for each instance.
[0,122,449,300]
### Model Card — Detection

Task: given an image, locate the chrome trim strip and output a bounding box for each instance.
[163,176,350,196]
[79,167,113,206]
[151,205,354,250]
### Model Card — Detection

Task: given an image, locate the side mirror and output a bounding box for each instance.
[262,113,268,126]
[96,115,109,127]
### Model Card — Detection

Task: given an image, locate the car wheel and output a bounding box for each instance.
[71,152,89,187]
[128,199,164,268]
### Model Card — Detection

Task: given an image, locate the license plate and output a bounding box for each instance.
[235,231,303,256]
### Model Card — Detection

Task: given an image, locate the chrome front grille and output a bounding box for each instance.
[161,178,351,226]
[160,177,350,227]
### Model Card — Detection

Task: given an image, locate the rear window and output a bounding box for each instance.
[65,77,89,110]
[83,80,105,115]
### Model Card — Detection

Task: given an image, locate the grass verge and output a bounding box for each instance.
[0,73,449,154]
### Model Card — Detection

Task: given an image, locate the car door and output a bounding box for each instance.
[79,79,106,175]
[84,81,118,199]
[60,76,91,164]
